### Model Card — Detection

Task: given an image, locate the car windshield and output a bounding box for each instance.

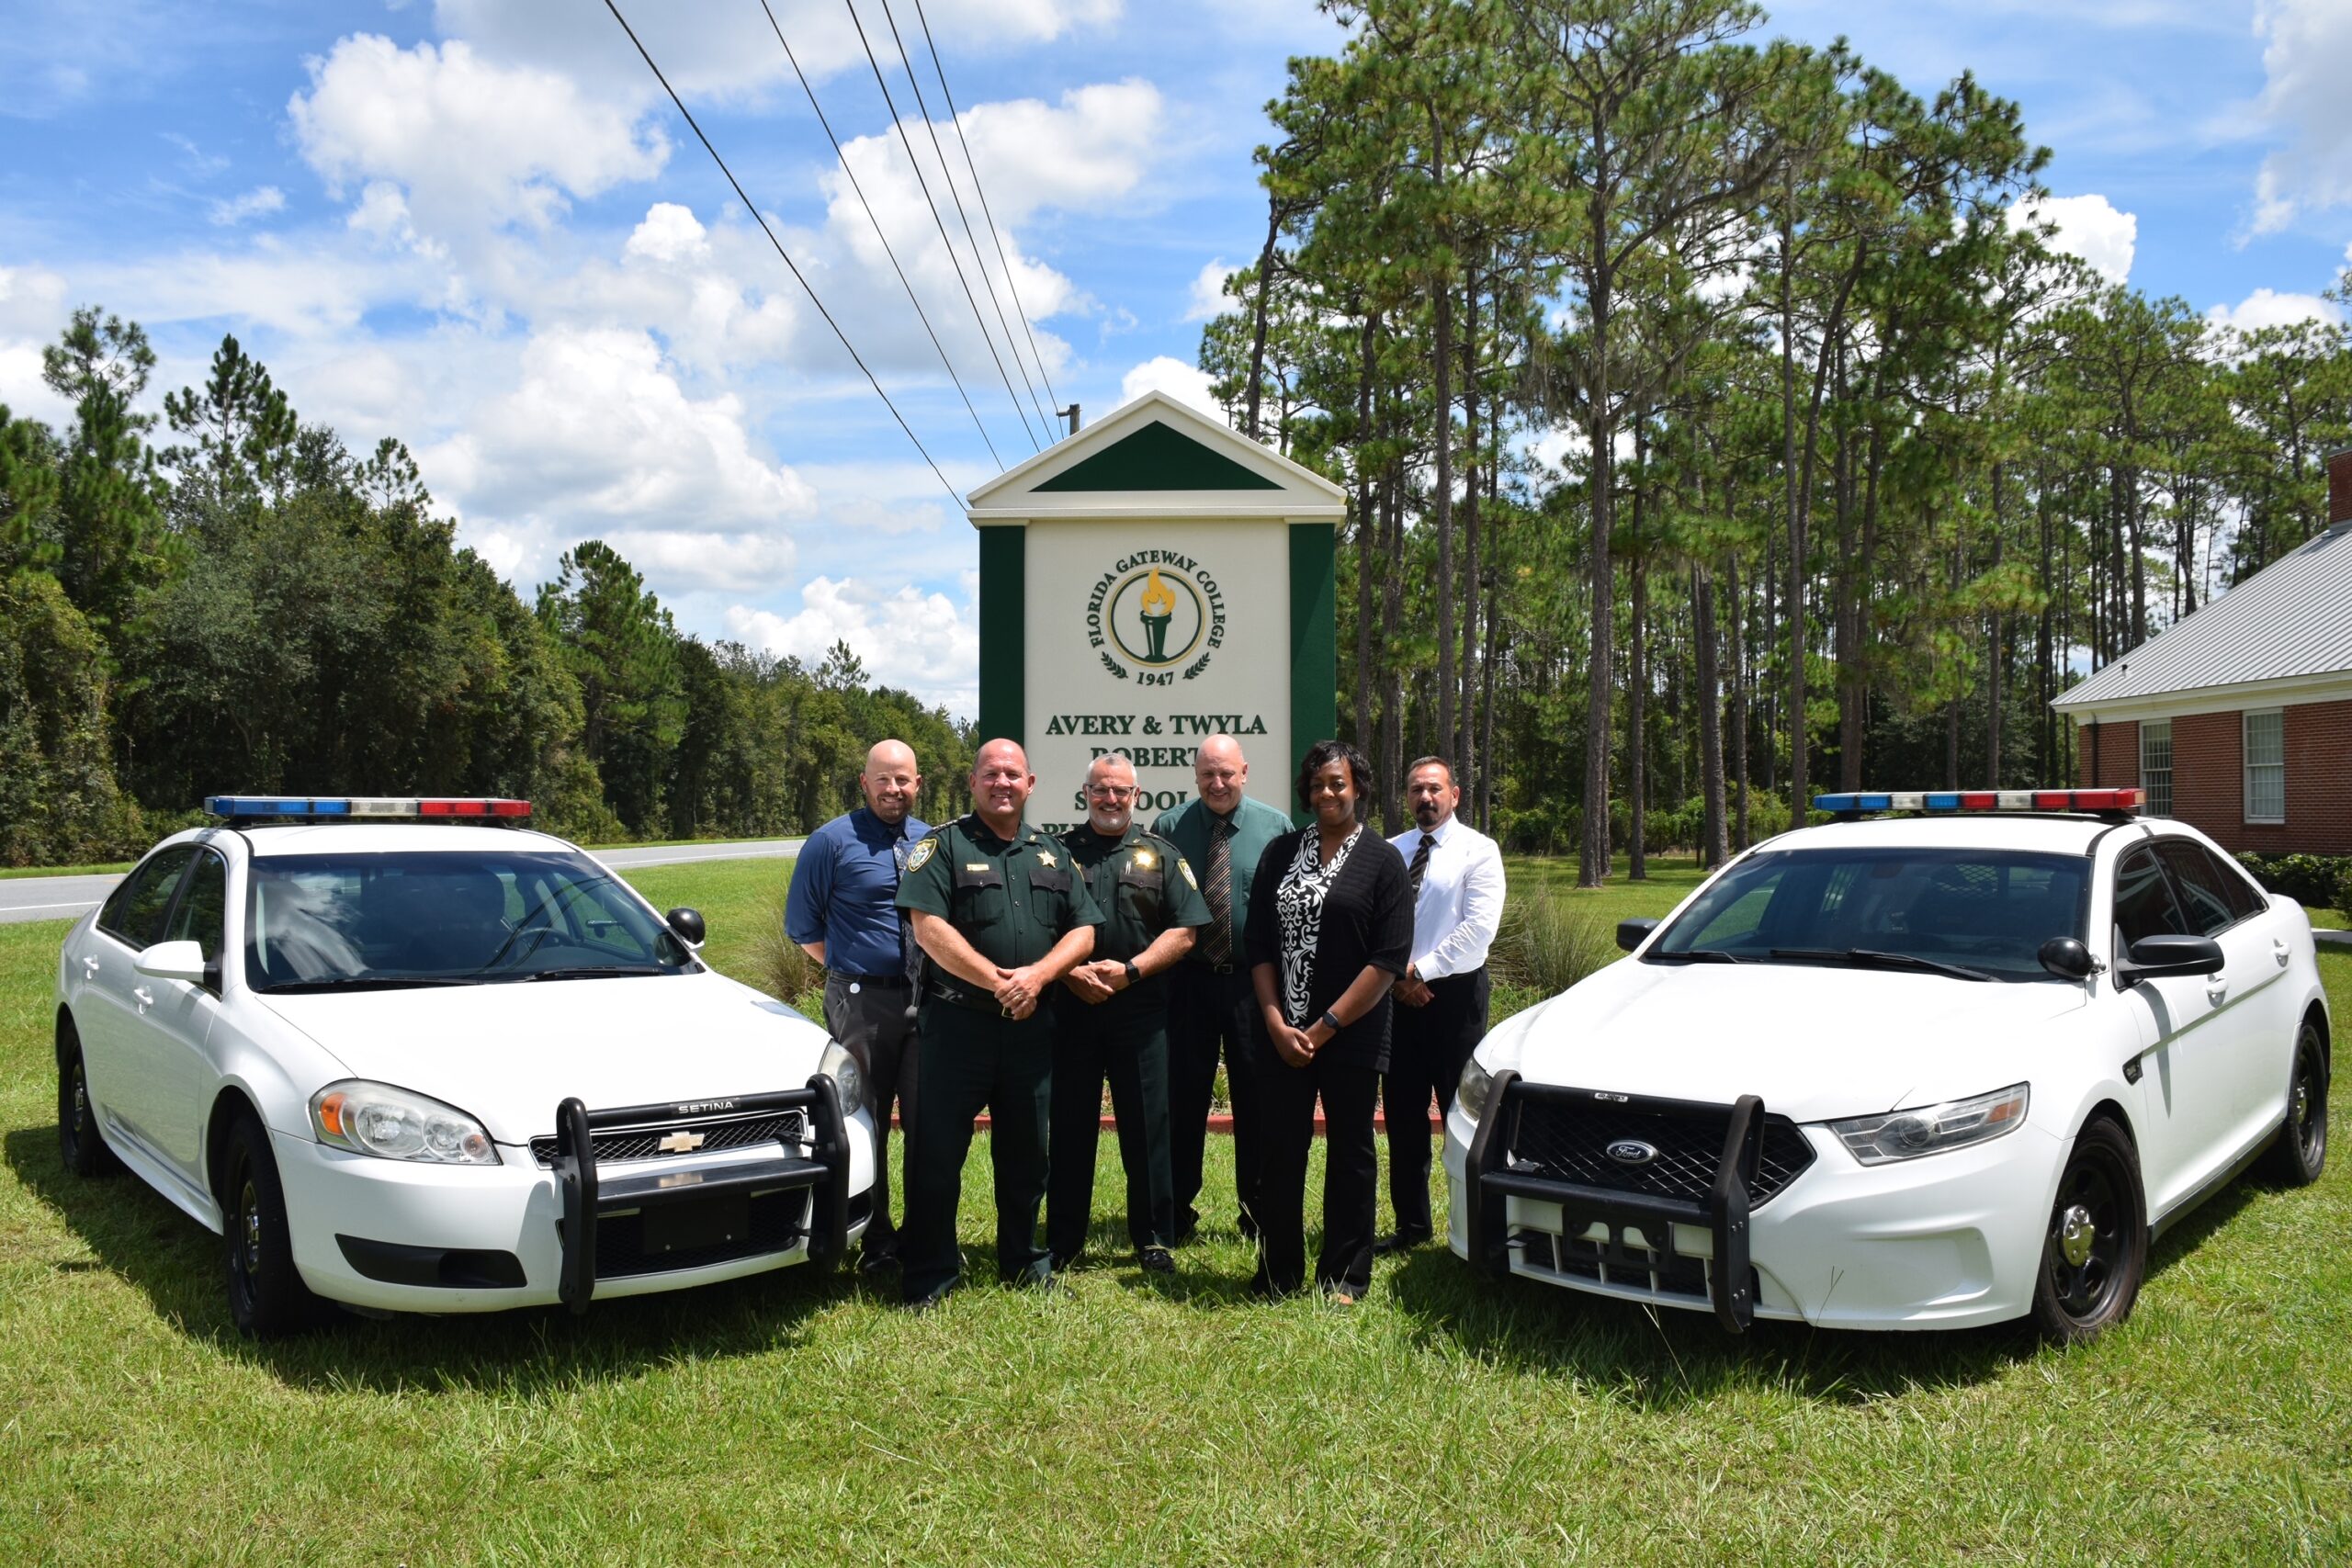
[1647,846,2089,983]
[244,849,694,991]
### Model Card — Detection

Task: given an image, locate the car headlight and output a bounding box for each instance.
[1457,1055,1497,1124]
[311,1079,499,1165]
[1829,1083,2030,1166]
[820,1040,865,1110]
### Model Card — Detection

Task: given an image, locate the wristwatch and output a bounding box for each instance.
[1318,1008,1342,1033]
[1123,960,1141,987]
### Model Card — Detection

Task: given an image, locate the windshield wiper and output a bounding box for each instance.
[259,976,477,994]
[1648,949,1743,964]
[1767,947,1994,983]
[518,964,669,982]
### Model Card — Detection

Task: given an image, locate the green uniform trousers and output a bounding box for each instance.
[900,997,1056,1304]
[1046,998,1175,1261]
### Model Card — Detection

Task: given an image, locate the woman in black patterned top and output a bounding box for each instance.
[1242,739,1413,1301]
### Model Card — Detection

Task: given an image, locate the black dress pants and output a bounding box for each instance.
[1167,965,1264,1238]
[823,973,918,1255]
[1046,997,1175,1259]
[1254,1049,1380,1298]
[899,999,1054,1304]
[1380,967,1490,1240]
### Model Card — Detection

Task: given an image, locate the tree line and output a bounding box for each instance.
[1200,0,2352,883]
[0,320,973,865]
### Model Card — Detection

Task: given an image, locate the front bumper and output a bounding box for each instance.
[277,1074,871,1314]
[1446,1075,2056,1331]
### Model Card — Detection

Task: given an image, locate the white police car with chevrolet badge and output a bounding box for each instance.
[1445,789,2330,1342]
[54,795,874,1336]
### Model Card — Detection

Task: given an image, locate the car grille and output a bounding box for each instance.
[594,1188,810,1280]
[1506,1094,1815,1208]
[529,1107,808,1168]
[1511,1224,1758,1306]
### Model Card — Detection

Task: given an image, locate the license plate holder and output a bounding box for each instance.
[642,1192,751,1255]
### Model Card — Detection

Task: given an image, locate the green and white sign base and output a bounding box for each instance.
[966,390,1345,829]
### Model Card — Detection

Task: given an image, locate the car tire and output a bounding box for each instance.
[2259,1017,2328,1188]
[57,1020,120,1177]
[219,1110,325,1338]
[2030,1116,2146,1347]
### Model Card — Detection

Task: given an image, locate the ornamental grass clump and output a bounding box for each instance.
[1494,881,1617,999]
[750,895,825,1016]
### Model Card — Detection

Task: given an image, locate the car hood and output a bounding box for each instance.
[1486,958,2089,1122]
[256,972,831,1145]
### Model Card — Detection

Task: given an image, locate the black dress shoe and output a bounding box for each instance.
[1050,1249,1083,1272]
[858,1246,900,1276]
[1138,1247,1175,1275]
[1373,1230,1432,1257]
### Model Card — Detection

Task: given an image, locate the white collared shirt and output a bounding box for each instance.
[1388,814,1504,979]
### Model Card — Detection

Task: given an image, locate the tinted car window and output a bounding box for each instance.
[96,847,198,949]
[162,849,229,966]
[245,849,694,991]
[2212,849,2269,922]
[1649,846,2089,981]
[2113,847,2188,948]
[2155,841,2241,937]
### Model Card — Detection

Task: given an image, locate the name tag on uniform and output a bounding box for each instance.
[965,863,990,873]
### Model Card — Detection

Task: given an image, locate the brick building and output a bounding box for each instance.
[2052,449,2352,855]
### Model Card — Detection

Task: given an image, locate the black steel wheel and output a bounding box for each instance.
[2030,1117,2145,1347]
[57,1018,119,1177]
[2260,1017,2328,1187]
[220,1110,324,1338]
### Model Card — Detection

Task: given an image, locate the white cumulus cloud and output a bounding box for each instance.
[1184,257,1236,321]
[726,574,978,712]
[2007,193,2136,286]
[288,35,669,238]
[1120,355,1225,423]
[2248,0,2352,233]
[2205,287,2343,334]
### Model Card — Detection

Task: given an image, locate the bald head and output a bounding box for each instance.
[860,738,921,825]
[1194,734,1248,815]
[972,738,1035,834]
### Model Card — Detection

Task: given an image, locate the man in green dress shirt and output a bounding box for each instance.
[1049,752,1211,1274]
[896,739,1102,1308]
[1152,734,1294,1244]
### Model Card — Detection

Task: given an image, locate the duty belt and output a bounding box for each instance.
[926,977,1039,1019]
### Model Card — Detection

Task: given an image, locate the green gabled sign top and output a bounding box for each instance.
[1033,418,1283,491]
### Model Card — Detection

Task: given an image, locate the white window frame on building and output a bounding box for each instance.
[2243,708,2286,824]
[2139,718,2173,818]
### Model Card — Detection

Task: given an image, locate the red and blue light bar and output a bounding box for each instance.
[1812,788,2141,815]
[204,795,533,819]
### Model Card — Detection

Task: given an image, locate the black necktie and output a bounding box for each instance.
[1202,820,1234,965]
[1408,833,1435,903]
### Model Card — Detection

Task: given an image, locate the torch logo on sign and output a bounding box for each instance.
[1087,550,1223,682]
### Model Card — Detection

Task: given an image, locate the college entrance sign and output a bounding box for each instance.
[967,390,1346,829]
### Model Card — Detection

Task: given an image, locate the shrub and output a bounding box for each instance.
[747,895,825,1015]
[1493,881,1618,998]
[2234,852,2352,912]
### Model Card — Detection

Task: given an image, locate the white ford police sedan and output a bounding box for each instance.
[54,796,872,1337]
[1446,789,2331,1343]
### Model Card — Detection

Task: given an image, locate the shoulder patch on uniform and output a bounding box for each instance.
[1180,860,1198,889]
[906,837,937,871]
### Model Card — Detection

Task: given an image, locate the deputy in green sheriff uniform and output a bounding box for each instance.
[1046,752,1212,1274]
[896,738,1102,1308]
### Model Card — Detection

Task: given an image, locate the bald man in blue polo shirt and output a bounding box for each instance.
[786,739,929,1274]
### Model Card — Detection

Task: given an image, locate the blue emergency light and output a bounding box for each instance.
[204,795,533,819]
[1812,788,2141,815]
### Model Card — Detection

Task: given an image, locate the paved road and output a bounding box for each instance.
[0,838,808,927]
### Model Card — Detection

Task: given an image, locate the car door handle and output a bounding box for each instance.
[132,986,154,1009]
[83,955,100,976]
[2206,977,2228,1003]
[2273,939,2290,969]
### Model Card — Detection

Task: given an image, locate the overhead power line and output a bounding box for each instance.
[909,0,1062,416]
[755,0,1004,469]
[878,0,1053,435]
[599,0,962,504]
[844,0,1043,452]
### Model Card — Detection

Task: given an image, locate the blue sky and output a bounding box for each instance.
[4,0,2348,716]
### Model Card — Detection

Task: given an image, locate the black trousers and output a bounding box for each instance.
[822,974,918,1255]
[1046,997,1174,1259]
[899,999,1054,1304]
[1380,967,1491,1240]
[1167,965,1265,1239]
[1254,1051,1380,1297]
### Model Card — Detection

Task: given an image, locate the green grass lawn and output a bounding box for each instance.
[3,859,2349,1562]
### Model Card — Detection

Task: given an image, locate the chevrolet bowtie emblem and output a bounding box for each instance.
[657,1130,707,1154]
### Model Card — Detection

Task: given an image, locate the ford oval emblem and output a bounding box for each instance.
[1604,1139,1657,1167]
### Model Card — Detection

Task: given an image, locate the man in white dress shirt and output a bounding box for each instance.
[1377,755,1506,1253]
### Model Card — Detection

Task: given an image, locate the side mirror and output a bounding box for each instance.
[2038,937,2096,980]
[134,939,209,985]
[2118,933,2224,983]
[666,907,707,948]
[1617,918,1659,953]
